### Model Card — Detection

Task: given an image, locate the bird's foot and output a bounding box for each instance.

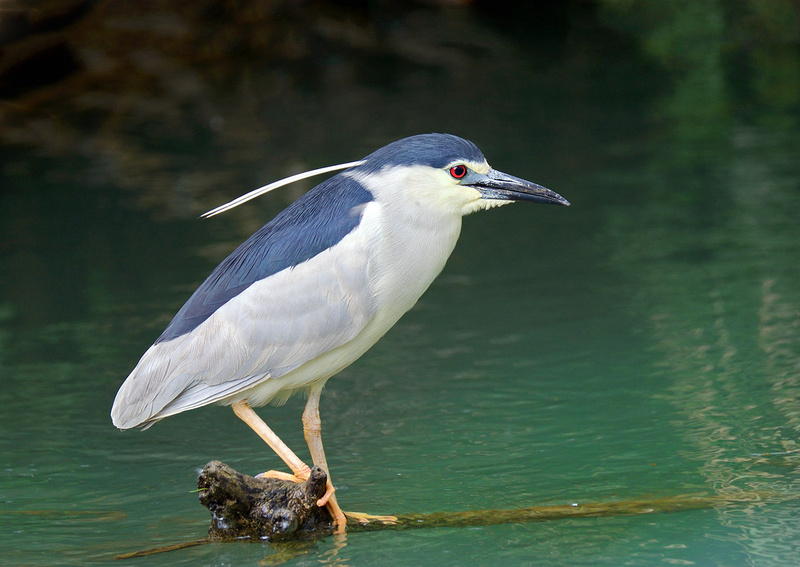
[256,467,334,507]
[255,468,311,483]
[344,511,399,525]
[256,468,344,530]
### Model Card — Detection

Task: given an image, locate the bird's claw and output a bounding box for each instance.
[255,465,312,483]
[316,479,336,507]
[255,469,342,521]
[253,468,348,531]
[344,511,399,525]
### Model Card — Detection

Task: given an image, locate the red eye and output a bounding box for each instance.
[449,165,467,179]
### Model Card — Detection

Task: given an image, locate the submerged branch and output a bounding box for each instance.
[348,492,752,532]
[113,460,790,559]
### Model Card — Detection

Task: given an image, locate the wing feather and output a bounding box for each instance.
[111,219,378,429]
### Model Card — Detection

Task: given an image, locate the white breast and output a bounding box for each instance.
[236,170,465,405]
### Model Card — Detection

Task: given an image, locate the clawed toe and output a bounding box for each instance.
[344,511,399,525]
[255,466,311,483]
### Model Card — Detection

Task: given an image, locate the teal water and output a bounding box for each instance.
[2,3,800,565]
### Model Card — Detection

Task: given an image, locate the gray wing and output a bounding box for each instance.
[111,234,376,429]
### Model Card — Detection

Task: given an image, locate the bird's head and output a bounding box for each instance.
[352,133,569,217]
[202,133,568,219]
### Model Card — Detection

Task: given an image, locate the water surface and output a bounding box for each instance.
[1,2,799,565]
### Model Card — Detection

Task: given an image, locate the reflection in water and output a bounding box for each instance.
[604,119,800,565]
[596,7,800,562]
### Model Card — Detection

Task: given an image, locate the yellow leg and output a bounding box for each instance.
[231,400,310,478]
[302,386,397,527]
[302,386,346,530]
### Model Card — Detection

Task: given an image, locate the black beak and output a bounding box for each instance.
[471,169,570,206]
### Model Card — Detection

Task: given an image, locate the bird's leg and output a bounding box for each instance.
[231,401,311,480]
[302,386,346,530]
[231,400,348,531]
[302,386,398,527]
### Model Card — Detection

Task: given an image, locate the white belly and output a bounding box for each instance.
[235,198,463,407]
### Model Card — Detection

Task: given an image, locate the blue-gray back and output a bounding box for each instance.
[156,175,373,343]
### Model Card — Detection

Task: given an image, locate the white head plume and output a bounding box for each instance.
[201,160,365,218]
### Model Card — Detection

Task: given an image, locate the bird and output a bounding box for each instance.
[111,133,569,531]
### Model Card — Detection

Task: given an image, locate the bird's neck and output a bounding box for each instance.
[350,169,466,324]
[363,200,462,325]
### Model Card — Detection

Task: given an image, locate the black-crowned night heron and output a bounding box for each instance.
[111,133,569,530]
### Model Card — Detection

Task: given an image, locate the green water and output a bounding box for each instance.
[2,2,800,565]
